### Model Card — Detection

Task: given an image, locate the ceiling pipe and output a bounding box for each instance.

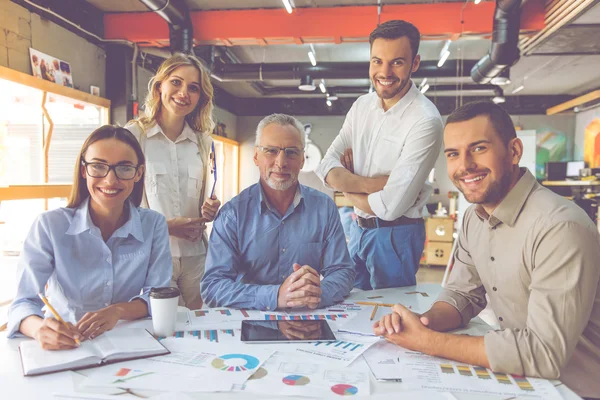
[261,84,499,96]
[214,60,479,82]
[139,0,193,54]
[471,0,522,84]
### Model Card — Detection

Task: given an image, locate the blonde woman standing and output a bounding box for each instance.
[127,53,220,310]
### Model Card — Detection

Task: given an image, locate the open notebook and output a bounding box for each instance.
[19,328,169,377]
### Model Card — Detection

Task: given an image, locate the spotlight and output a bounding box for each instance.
[298,75,316,91]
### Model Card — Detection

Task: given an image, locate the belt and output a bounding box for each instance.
[357,216,423,229]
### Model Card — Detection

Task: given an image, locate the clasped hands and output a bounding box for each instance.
[277,263,322,309]
[372,304,433,352]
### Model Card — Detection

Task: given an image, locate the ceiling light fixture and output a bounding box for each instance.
[326,100,332,107]
[326,93,338,101]
[492,88,506,104]
[437,40,451,68]
[420,84,430,94]
[419,78,428,90]
[319,80,326,93]
[308,44,317,66]
[490,69,511,86]
[511,85,524,94]
[281,0,293,14]
[474,0,482,4]
[298,75,316,91]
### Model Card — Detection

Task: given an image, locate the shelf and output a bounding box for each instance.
[541,180,600,187]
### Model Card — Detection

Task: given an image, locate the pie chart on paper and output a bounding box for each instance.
[282,375,311,386]
[211,353,259,372]
[331,384,359,396]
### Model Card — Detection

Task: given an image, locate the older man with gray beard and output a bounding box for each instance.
[201,114,354,310]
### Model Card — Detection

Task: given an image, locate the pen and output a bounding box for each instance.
[370,305,379,321]
[37,292,80,346]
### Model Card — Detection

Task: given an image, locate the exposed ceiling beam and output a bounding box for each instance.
[546,89,600,115]
[261,84,499,96]
[212,60,479,82]
[104,2,545,46]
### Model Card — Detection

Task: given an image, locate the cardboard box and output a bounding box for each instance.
[426,217,454,242]
[425,241,453,266]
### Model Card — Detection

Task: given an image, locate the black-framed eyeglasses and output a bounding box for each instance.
[82,161,140,180]
[256,145,303,159]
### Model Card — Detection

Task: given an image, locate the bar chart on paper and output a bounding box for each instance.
[294,333,378,366]
[263,313,351,321]
[188,308,261,324]
[394,350,563,400]
[158,328,241,343]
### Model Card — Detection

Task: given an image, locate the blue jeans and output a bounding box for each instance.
[348,220,425,290]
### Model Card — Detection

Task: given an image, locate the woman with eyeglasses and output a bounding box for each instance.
[6,126,172,349]
[126,53,220,310]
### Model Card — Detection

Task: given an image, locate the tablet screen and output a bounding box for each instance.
[241,320,337,343]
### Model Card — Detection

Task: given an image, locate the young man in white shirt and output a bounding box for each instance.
[315,20,443,290]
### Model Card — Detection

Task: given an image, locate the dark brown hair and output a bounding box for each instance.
[446,101,517,146]
[67,125,145,208]
[369,20,421,60]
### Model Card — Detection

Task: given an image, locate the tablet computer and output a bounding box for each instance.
[241,320,337,343]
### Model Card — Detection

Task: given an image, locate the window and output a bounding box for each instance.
[0,66,109,316]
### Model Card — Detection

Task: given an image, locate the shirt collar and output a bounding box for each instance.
[258,182,303,215]
[474,168,537,227]
[146,121,198,145]
[66,198,144,242]
[373,80,419,114]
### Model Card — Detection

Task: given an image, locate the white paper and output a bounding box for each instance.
[187,307,262,324]
[292,333,380,366]
[239,351,371,398]
[80,339,274,393]
[393,346,563,399]
[336,305,391,336]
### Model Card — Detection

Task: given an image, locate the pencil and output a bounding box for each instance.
[370,305,379,321]
[37,293,80,345]
[356,301,396,307]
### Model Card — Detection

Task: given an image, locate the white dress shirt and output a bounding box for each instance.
[127,122,209,257]
[315,82,443,220]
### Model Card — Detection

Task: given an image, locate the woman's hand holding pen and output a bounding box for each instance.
[201,196,221,222]
[23,316,81,350]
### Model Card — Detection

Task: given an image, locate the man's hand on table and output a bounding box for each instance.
[277,264,322,309]
[373,304,433,352]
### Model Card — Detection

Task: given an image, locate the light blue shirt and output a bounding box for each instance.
[200,183,355,310]
[7,198,172,338]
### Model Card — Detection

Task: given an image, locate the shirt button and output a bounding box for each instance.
[282,248,286,253]
[105,302,110,306]
[106,257,110,262]
[492,287,497,291]
[281,221,285,225]
[267,306,270,310]
[490,257,495,261]
[106,282,111,287]
[498,317,503,322]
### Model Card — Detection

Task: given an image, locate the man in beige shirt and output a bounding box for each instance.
[374,101,600,399]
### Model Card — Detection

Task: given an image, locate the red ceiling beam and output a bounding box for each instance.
[104,1,545,46]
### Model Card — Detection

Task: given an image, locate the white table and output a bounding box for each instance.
[0,283,581,399]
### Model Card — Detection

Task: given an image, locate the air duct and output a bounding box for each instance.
[139,0,193,54]
[471,0,522,84]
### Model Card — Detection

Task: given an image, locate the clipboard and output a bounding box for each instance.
[210,142,217,198]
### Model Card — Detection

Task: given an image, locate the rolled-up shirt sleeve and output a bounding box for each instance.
[201,208,279,311]
[318,201,355,307]
[368,117,442,221]
[130,214,172,315]
[314,103,354,189]
[484,221,600,379]
[435,209,488,326]
[7,215,54,338]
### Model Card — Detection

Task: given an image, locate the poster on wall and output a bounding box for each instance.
[29,48,73,88]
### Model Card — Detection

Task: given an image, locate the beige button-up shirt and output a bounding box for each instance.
[126,122,208,258]
[437,168,600,398]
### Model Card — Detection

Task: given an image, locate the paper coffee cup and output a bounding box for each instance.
[149,287,180,337]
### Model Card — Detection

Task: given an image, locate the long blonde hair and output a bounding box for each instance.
[132,53,215,134]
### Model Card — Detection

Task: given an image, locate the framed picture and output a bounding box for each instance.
[90,86,100,97]
[29,48,73,88]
